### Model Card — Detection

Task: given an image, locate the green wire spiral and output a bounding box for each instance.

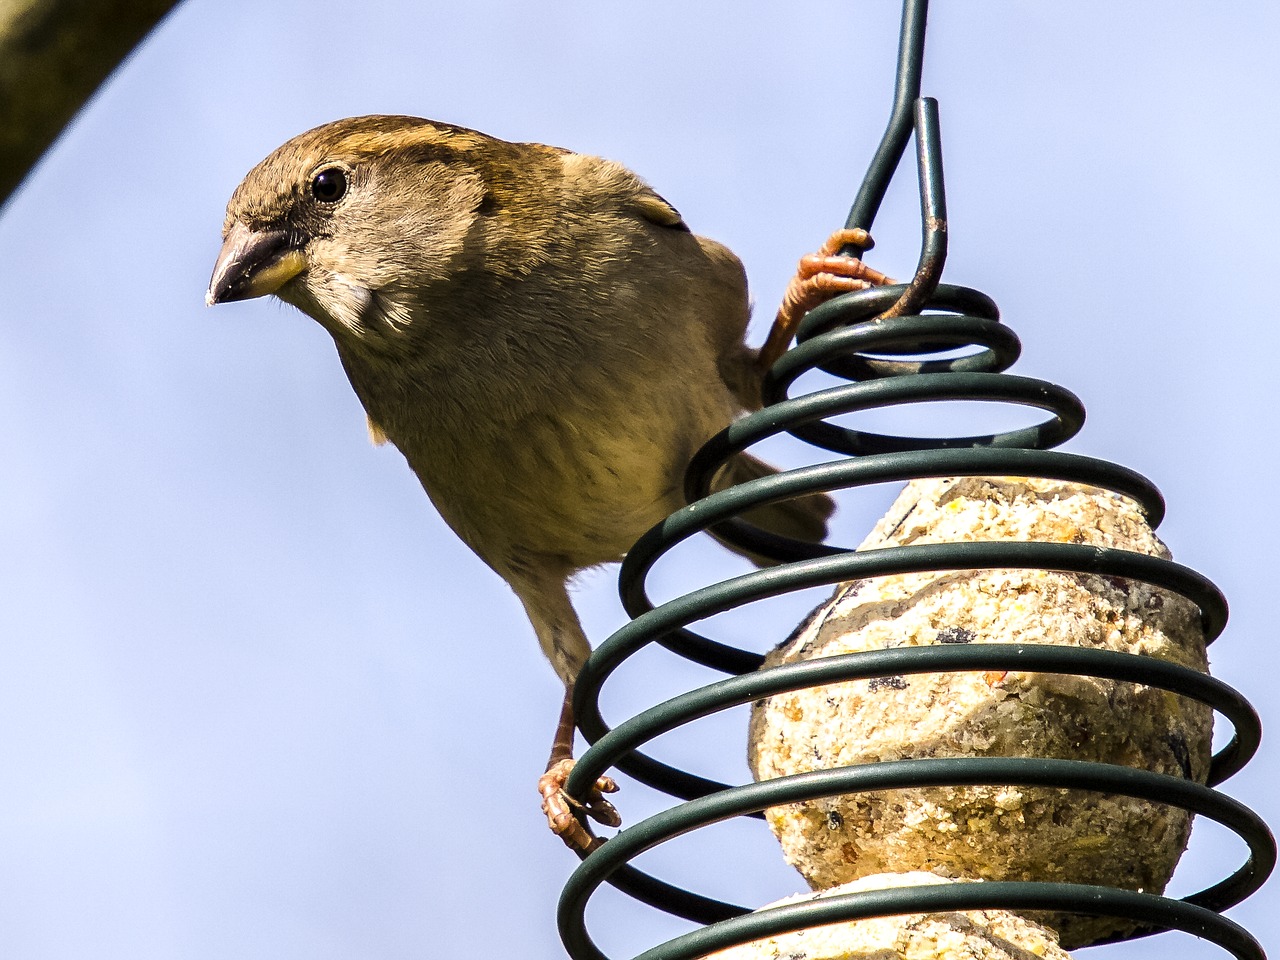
[555,3,1275,957]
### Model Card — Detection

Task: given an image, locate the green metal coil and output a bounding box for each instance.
[554,1,1275,956]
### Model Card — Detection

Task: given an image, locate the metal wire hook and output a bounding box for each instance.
[878,96,947,320]
[830,0,946,321]
[841,0,929,256]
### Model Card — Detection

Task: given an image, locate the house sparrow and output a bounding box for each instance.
[207,115,890,851]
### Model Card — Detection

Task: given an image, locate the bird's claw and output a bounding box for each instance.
[539,758,620,852]
[758,228,897,372]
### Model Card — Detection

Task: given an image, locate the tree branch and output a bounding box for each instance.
[1,0,182,208]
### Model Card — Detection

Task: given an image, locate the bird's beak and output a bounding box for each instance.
[206,220,306,306]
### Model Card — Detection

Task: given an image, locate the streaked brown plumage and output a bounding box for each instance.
[208,115,885,849]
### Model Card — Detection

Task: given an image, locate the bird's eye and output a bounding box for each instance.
[311,167,347,203]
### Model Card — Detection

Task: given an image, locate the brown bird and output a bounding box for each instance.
[207,115,890,851]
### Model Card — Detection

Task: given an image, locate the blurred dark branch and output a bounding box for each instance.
[1,0,182,209]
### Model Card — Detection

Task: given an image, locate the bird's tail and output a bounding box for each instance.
[707,452,835,566]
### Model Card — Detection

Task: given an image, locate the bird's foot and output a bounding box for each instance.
[758,228,897,372]
[538,758,620,853]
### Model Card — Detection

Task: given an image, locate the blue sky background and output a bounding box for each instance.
[1,2,1277,957]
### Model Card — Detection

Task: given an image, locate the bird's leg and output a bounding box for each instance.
[508,561,621,852]
[757,228,897,373]
[537,687,620,853]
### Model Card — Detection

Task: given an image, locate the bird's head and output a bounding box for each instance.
[207,115,508,342]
